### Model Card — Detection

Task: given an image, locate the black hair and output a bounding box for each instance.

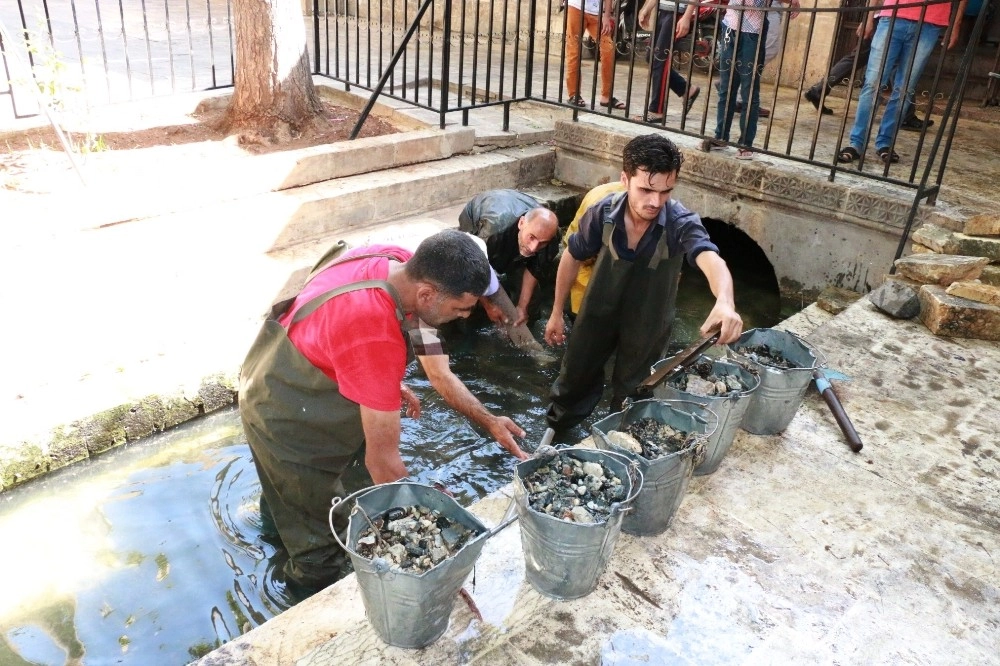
[407,229,491,298]
[622,134,685,178]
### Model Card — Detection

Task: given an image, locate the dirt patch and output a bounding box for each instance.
[0,100,398,191]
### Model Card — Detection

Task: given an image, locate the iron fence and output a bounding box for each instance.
[1,0,994,202]
[1,0,235,120]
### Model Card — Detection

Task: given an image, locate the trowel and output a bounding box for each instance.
[634,328,722,396]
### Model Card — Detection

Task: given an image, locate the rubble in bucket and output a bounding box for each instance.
[355,505,477,574]
[732,343,798,369]
[605,417,696,460]
[666,359,753,397]
[521,451,627,524]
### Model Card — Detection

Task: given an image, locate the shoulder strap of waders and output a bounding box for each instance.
[269,251,405,322]
[599,192,670,269]
[289,278,404,325]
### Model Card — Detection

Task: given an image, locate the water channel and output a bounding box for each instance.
[0,260,794,665]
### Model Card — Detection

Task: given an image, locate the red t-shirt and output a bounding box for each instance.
[879,0,953,27]
[280,245,411,412]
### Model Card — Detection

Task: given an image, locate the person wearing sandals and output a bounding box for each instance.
[838,0,965,166]
[701,0,801,160]
[637,0,700,122]
[565,0,625,110]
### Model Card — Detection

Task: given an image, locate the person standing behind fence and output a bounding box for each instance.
[638,0,701,122]
[803,14,934,130]
[837,0,965,166]
[701,0,800,160]
[565,0,626,109]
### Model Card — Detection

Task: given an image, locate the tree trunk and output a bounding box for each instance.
[221,0,321,144]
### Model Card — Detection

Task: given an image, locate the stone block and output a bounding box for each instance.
[918,285,1000,341]
[894,254,990,286]
[868,280,920,319]
[952,232,1000,263]
[909,243,935,255]
[911,223,959,253]
[945,280,1000,307]
[980,265,1000,287]
[817,285,862,315]
[964,212,1000,237]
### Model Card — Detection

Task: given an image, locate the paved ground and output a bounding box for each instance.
[196,300,1000,665]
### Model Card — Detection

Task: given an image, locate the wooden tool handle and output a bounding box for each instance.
[813,370,863,453]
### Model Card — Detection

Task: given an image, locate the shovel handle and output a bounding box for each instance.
[813,370,863,453]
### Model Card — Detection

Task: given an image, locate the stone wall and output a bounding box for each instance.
[551,120,960,302]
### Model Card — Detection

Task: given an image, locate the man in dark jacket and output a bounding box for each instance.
[459,190,561,326]
[544,134,743,430]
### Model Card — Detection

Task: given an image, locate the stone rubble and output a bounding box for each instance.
[666,359,751,397]
[522,451,626,524]
[868,279,921,319]
[732,343,798,369]
[609,417,695,460]
[354,505,479,573]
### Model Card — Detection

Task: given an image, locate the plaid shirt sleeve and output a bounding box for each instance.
[406,317,447,356]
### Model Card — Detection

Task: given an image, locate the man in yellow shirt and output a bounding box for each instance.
[564,181,626,317]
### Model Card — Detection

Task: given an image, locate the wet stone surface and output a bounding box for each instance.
[523,452,626,524]
[354,505,477,574]
[667,360,751,397]
[608,417,695,460]
[734,343,799,368]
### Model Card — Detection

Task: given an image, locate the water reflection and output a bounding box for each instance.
[0,264,787,662]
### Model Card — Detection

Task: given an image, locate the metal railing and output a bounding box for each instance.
[1,0,235,120]
[2,0,993,208]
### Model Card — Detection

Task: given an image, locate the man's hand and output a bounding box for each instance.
[602,12,615,36]
[513,305,529,327]
[486,416,529,460]
[544,312,567,346]
[700,302,743,345]
[638,2,655,31]
[786,0,800,20]
[400,383,421,419]
[675,12,693,40]
[479,296,508,325]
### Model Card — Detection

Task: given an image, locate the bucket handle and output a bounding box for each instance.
[597,448,644,513]
[328,483,390,558]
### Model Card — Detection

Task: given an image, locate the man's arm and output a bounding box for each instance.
[544,249,584,346]
[360,406,408,483]
[515,270,539,326]
[694,251,743,344]
[417,354,528,460]
[948,0,967,50]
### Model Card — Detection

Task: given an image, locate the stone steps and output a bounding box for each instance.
[873,215,1000,340]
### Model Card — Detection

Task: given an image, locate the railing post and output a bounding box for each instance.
[440,0,452,129]
[349,0,438,139]
[313,0,321,73]
[525,0,537,98]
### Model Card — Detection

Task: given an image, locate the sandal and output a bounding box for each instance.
[644,113,665,124]
[735,148,754,160]
[567,94,587,108]
[877,147,900,164]
[837,146,860,164]
[683,87,700,116]
[600,96,627,110]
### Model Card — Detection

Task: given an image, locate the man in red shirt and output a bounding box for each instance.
[239,230,527,593]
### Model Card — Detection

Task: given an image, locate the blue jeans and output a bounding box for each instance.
[713,23,768,148]
[848,18,943,152]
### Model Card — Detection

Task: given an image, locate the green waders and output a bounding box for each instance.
[547,200,683,430]
[239,246,407,590]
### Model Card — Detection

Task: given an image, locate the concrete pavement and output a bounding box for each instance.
[196,300,1000,665]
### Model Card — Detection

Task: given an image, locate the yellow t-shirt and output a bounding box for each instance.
[565,181,626,314]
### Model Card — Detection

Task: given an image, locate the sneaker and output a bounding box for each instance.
[804,88,834,115]
[900,115,934,131]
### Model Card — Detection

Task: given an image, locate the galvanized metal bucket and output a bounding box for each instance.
[329,481,493,649]
[650,354,760,476]
[726,328,821,436]
[592,399,717,537]
[513,447,642,600]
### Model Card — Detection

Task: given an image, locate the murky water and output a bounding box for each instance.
[0,265,790,665]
